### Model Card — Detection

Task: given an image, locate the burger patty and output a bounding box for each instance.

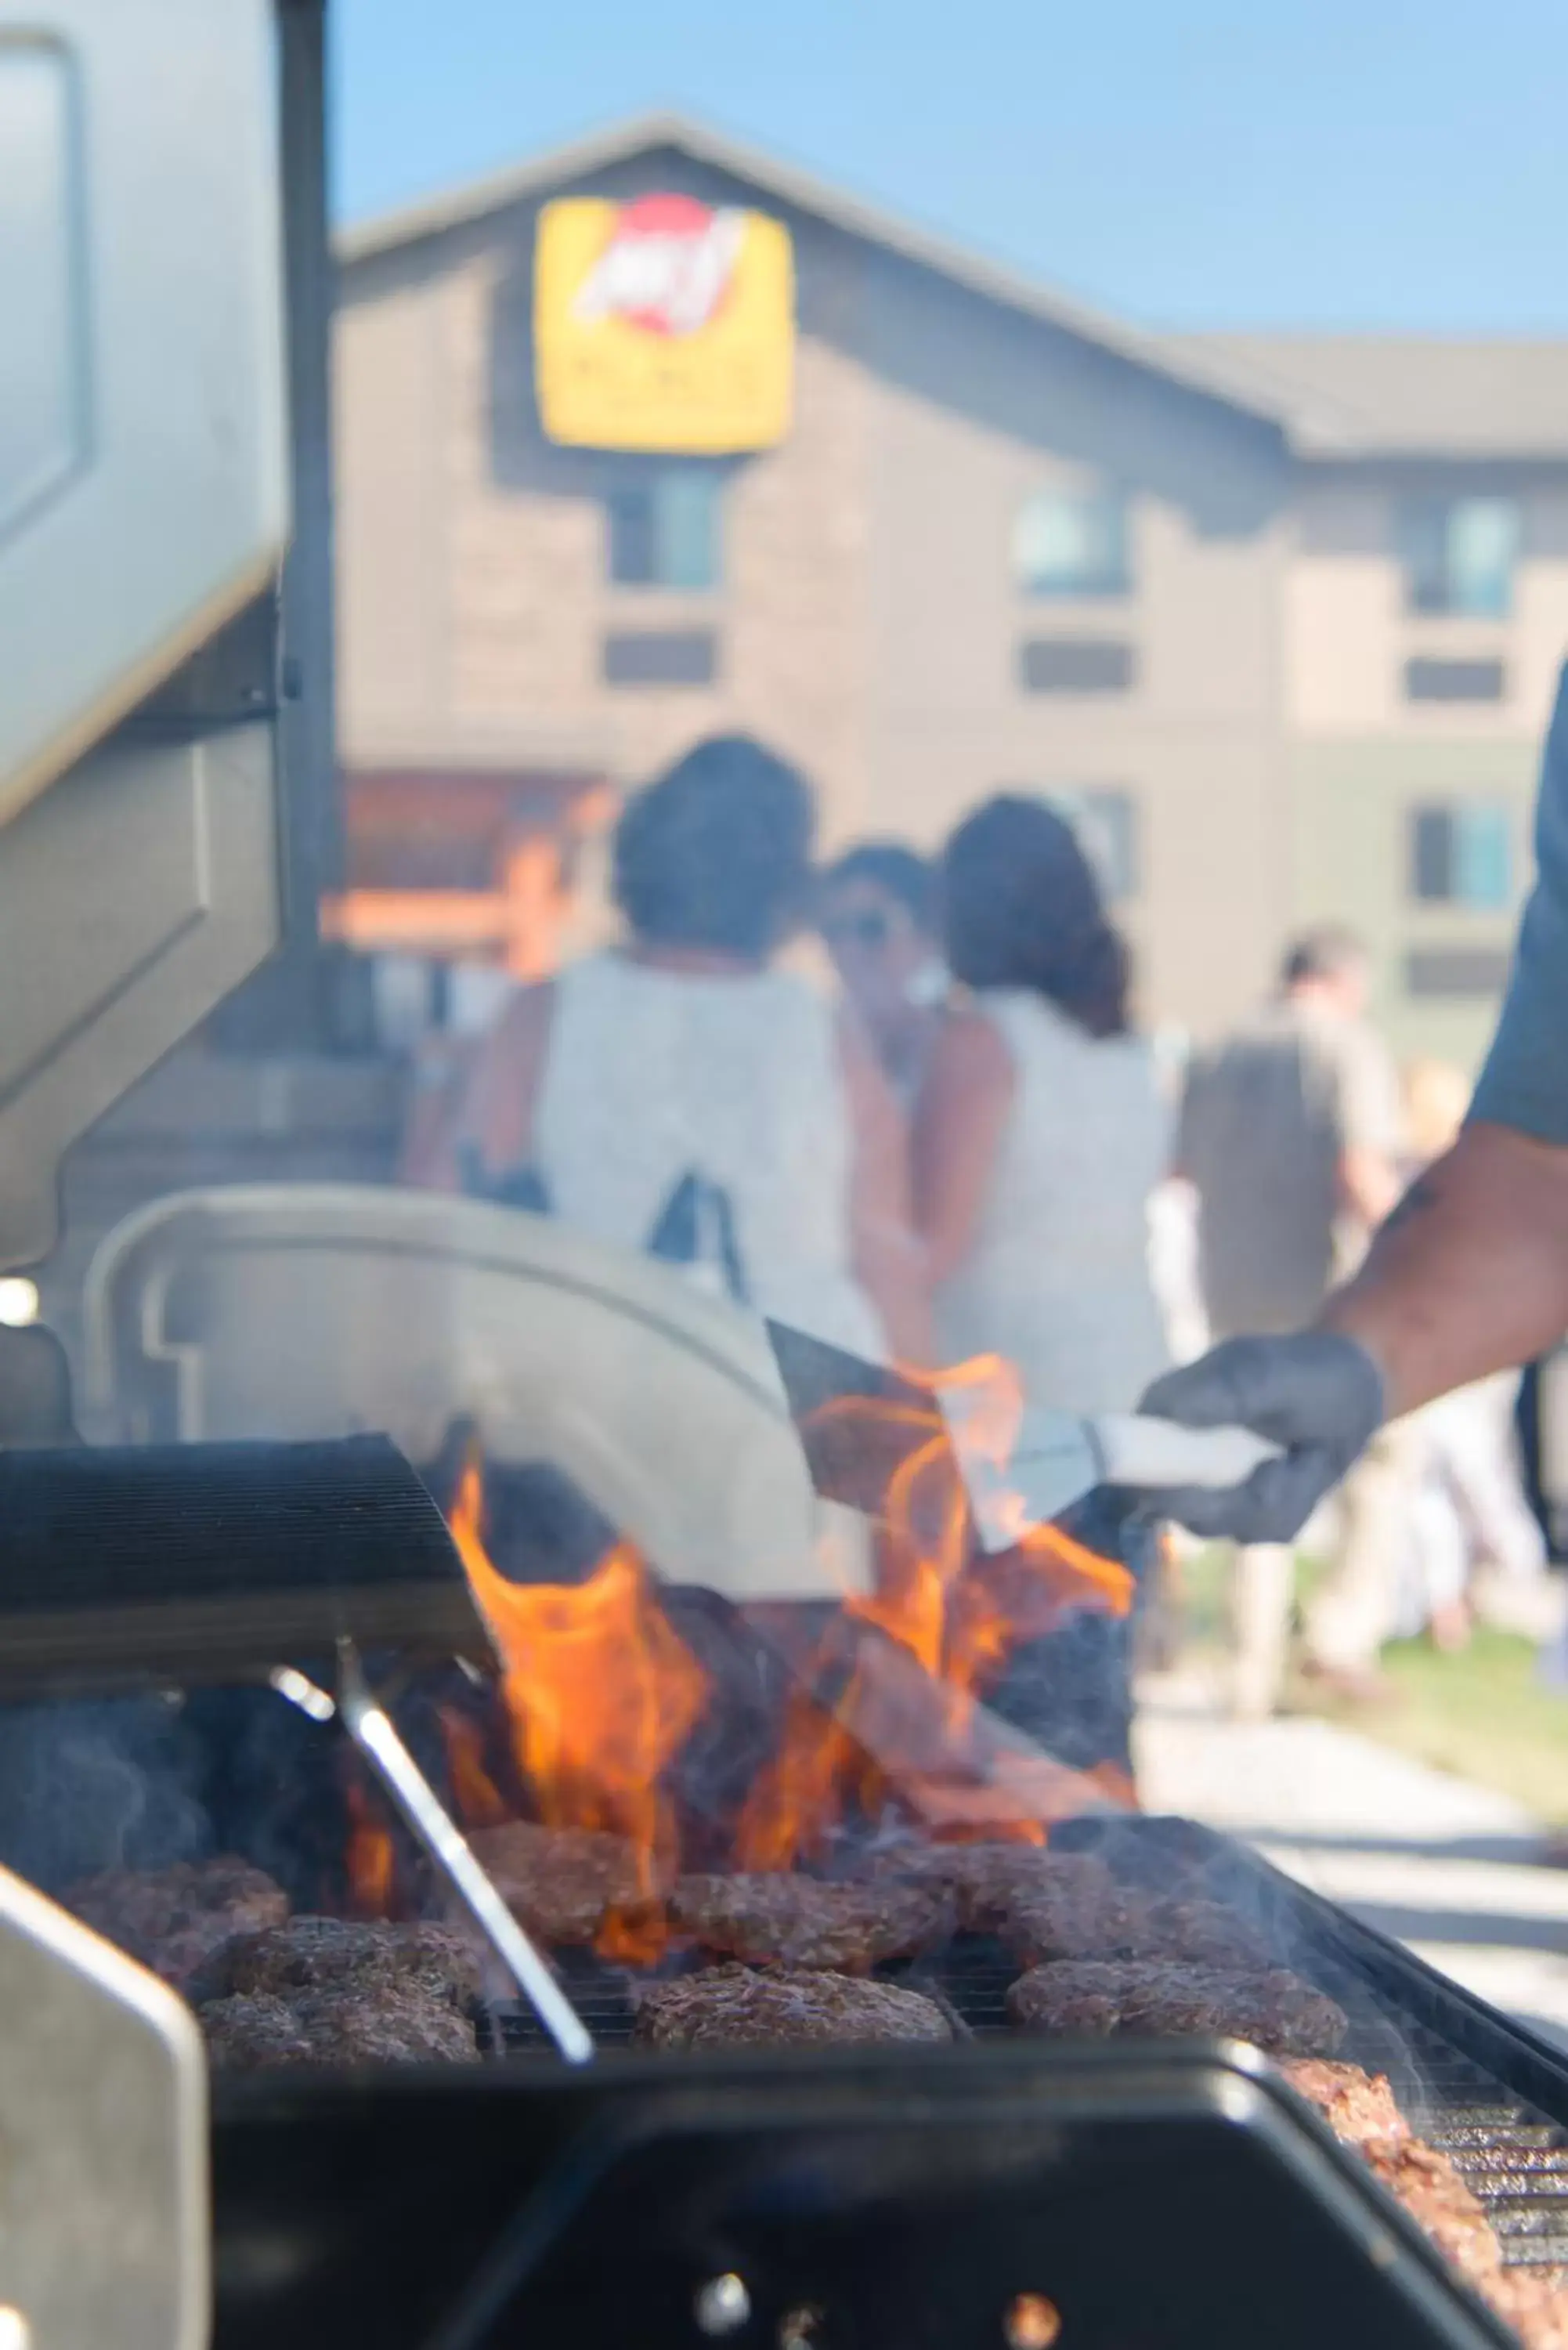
[668,1874,954,1972]
[1002,1882,1272,1971]
[1005,1960,1347,2057]
[1283,2059,1568,2345]
[1360,2135,1501,2292]
[871,1843,1118,1934]
[199,1916,485,2009]
[1281,2057,1410,2147]
[872,1846,1274,1976]
[1483,2266,1568,2350]
[63,1857,290,1987]
[634,1964,952,2051]
[201,1987,479,2070]
[467,1820,646,1945]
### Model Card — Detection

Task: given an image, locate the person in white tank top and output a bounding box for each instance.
[913,794,1169,1788]
[454,736,928,1364]
[915,795,1170,1415]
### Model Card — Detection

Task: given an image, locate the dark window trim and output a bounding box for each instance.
[602,628,719,689]
[1017,638,1136,696]
[1404,945,1512,999]
[1404,656,1506,704]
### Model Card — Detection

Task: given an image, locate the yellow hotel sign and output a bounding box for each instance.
[535,193,794,454]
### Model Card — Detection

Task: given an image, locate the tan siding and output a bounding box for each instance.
[334,270,450,758]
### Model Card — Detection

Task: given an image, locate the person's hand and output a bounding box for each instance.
[1136,1332,1386,1542]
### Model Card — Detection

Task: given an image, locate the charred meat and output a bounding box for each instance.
[202,1987,479,2070]
[1281,2058,1411,2148]
[467,1820,646,1945]
[63,1856,290,1987]
[870,1843,1118,1934]
[1006,1960,1347,2057]
[200,1917,484,2010]
[669,1873,954,1972]
[1483,2267,1568,2350]
[1002,1880,1270,1970]
[1128,1896,1274,1970]
[1286,2061,1568,2348]
[634,1963,952,2050]
[1361,2135,1502,2291]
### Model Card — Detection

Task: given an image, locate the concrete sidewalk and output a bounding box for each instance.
[1135,1670,1568,2046]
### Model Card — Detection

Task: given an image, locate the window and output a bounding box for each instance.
[1053,787,1140,900]
[1400,496,1519,617]
[1410,804,1512,908]
[1017,638,1136,695]
[606,468,722,590]
[602,628,717,688]
[1404,656,1506,703]
[1013,485,1129,597]
[1405,947,1512,999]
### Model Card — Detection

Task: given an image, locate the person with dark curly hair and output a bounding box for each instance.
[457,735,928,1360]
[913,794,1171,1785]
[818,842,946,1103]
[915,794,1169,1415]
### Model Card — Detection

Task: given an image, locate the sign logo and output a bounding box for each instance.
[571,193,746,337]
[535,193,793,453]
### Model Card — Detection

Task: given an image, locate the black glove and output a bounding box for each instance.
[1136,1332,1386,1542]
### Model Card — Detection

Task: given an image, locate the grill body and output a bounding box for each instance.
[213,2041,1503,2350]
[209,1821,1568,2350]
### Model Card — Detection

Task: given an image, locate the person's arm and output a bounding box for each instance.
[1324,1119,1568,1417]
[837,1008,933,1365]
[1336,658,1568,1412]
[455,982,555,1177]
[911,1007,1015,1289]
[1136,659,1568,1542]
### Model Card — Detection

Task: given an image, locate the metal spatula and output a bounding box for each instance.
[765,1320,1281,1552]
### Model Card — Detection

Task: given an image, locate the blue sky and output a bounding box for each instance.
[333,0,1568,334]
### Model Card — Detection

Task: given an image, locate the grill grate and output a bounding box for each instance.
[490,1931,1568,2276]
[1346,2014,1568,2273]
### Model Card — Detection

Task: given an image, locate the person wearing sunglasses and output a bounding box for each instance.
[818,843,947,1103]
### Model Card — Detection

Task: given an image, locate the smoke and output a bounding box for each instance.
[0,1695,208,1891]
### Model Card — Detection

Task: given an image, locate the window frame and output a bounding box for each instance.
[1013,482,1132,600]
[1399,494,1521,620]
[604,465,725,594]
[1407,800,1513,911]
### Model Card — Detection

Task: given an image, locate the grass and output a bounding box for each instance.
[1166,1546,1568,1828]
[1328,1627,1568,1827]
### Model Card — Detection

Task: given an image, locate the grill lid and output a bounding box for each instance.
[0,1434,491,1689]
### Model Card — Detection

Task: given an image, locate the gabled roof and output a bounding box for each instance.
[337,110,1287,432]
[340,111,1568,461]
[1158,332,1568,459]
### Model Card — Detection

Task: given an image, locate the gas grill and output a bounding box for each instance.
[483,1820,1568,2281]
[202,1814,1568,2350]
[3,1430,1566,2348]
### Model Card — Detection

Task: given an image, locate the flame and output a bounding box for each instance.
[735,1354,1133,1870]
[439,1707,511,1830]
[449,1454,709,1958]
[438,1354,1134,1929]
[344,1776,396,1917]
